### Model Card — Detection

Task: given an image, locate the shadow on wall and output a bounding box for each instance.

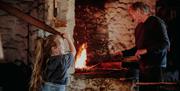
[0,61,32,91]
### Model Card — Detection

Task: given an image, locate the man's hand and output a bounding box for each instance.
[115,51,123,56]
[135,49,147,56]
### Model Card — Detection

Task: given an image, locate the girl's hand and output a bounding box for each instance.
[62,32,70,39]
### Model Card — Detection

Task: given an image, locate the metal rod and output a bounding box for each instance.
[136,82,178,86]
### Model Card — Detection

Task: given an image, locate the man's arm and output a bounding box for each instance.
[146,17,170,53]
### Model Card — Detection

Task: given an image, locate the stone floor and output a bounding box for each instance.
[67,75,137,91]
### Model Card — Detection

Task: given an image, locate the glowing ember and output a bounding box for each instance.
[75,43,87,69]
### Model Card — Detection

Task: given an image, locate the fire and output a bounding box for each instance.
[75,43,87,69]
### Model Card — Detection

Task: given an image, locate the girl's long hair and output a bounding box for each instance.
[29,35,58,91]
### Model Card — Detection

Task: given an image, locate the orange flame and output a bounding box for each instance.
[75,43,87,69]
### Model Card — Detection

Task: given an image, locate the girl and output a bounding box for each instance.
[30,33,76,91]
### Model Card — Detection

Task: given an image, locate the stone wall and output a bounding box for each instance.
[0,0,44,64]
[75,0,109,65]
[44,0,75,37]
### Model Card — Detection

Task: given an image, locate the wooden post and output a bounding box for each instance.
[0,33,4,61]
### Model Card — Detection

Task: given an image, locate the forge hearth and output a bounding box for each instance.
[75,67,128,78]
[74,54,125,78]
[74,49,139,78]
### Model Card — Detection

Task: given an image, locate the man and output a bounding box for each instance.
[121,2,170,91]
